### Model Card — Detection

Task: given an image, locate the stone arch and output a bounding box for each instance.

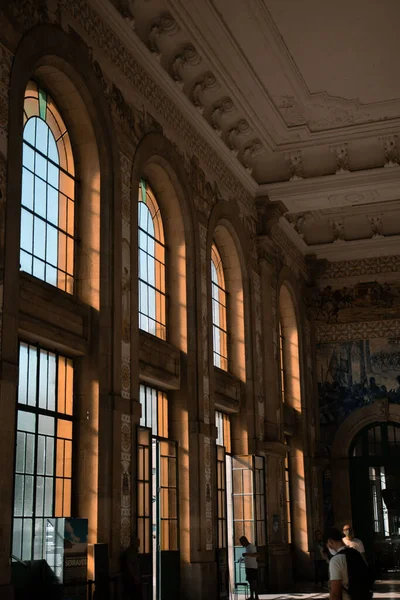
[4,24,120,562]
[332,401,400,460]
[331,402,400,529]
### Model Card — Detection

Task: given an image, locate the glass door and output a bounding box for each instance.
[231,455,267,591]
[216,445,229,599]
[137,428,179,600]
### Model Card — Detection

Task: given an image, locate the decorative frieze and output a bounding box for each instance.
[316,318,400,344]
[321,255,400,279]
[121,413,132,549]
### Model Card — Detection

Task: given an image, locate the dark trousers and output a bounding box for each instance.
[314,560,327,585]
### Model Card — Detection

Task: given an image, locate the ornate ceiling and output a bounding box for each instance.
[108,0,400,260]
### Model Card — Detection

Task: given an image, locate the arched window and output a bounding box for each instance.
[138,180,166,340]
[138,179,166,340]
[211,243,227,370]
[20,81,75,293]
[279,321,286,403]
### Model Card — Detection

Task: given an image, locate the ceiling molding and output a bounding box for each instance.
[305,235,400,261]
[260,166,400,212]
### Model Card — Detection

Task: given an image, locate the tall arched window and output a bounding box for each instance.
[138,180,166,340]
[211,243,228,370]
[20,81,75,293]
[279,321,286,403]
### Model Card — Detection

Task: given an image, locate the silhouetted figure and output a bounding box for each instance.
[120,537,143,600]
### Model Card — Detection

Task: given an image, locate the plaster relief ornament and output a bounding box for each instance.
[329,219,346,243]
[210,98,235,136]
[285,212,311,239]
[284,150,304,180]
[330,142,350,174]
[191,72,219,114]
[119,0,135,27]
[369,215,384,238]
[242,139,263,175]
[381,135,399,168]
[226,120,252,157]
[148,14,180,59]
[170,45,201,89]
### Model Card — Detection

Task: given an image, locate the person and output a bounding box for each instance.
[119,536,143,600]
[324,527,372,600]
[343,524,366,559]
[239,536,260,600]
[314,529,329,587]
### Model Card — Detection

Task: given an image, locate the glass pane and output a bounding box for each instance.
[22,519,33,560]
[17,411,35,433]
[35,476,44,516]
[24,476,34,516]
[15,432,26,473]
[38,415,54,436]
[22,168,34,210]
[58,419,72,440]
[14,475,24,517]
[37,436,45,475]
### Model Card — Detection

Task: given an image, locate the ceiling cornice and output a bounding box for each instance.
[305,235,400,262]
[260,166,400,212]
[88,0,257,195]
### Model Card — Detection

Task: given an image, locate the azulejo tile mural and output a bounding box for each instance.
[317,337,400,444]
[315,281,400,324]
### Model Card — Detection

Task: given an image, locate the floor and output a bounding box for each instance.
[233,578,400,600]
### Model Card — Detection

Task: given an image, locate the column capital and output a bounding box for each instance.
[255,196,287,236]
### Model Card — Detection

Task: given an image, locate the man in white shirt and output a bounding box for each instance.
[325,527,351,600]
[343,524,366,558]
[239,536,259,600]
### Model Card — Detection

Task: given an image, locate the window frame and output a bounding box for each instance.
[20,80,77,295]
[211,243,228,371]
[138,179,167,341]
[12,340,75,563]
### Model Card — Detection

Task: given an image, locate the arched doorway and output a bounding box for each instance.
[349,422,400,574]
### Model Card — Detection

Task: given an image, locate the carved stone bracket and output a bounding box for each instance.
[148,13,180,59]
[225,119,252,157]
[210,98,235,135]
[191,72,219,114]
[330,142,350,174]
[170,45,201,88]
[242,139,263,174]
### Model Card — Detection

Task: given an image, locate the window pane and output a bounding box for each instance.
[22,168,34,210]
